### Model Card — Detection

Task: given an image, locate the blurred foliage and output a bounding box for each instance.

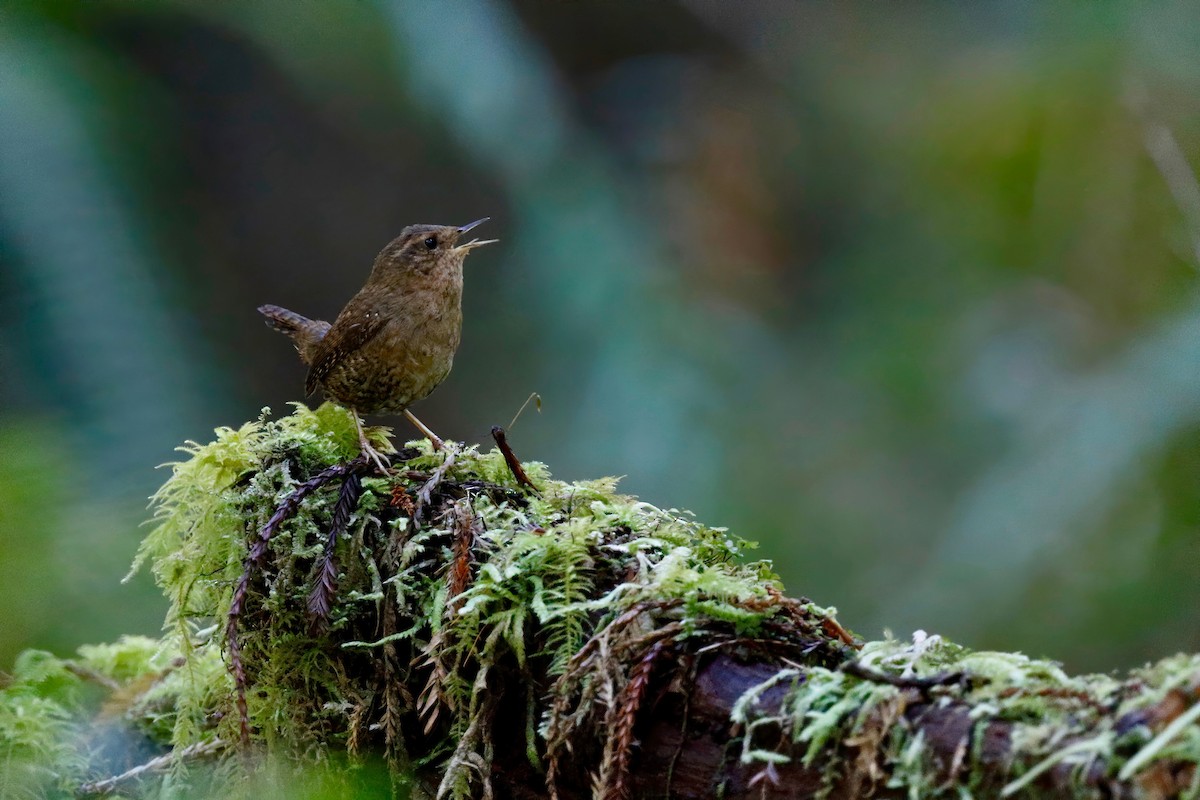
[1,0,1199,675]
[0,423,161,670]
[0,635,396,798]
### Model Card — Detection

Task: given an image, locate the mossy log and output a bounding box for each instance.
[3,404,1200,799]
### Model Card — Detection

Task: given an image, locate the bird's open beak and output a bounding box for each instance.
[455,218,498,252]
[457,218,489,234]
[456,238,499,252]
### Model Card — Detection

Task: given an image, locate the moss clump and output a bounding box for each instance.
[3,403,1199,798]
[0,650,91,799]
[117,402,845,797]
[0,636,168,799]
[730,633,1200,798]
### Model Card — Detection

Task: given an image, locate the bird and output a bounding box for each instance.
[258,218,496,472]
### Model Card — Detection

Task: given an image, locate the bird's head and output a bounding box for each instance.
[375,218,497,278]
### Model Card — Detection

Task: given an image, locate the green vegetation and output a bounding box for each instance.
[732,637,1200,798]
[3,404,838,797]
[3,404,1197,799]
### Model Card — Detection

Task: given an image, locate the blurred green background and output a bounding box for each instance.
[2,0,1199,676]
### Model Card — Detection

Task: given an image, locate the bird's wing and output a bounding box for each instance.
[305,311,389,396]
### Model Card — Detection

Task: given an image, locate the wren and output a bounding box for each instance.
[259,218,496,471]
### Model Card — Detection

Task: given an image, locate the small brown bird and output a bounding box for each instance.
[259,218,496,471]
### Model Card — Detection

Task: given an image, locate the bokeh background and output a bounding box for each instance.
[2,0,1199,676]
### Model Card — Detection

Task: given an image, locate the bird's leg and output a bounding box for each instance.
[352,411,392,475]
[404,409,445,452]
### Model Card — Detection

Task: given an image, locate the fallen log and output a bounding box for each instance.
[2,403,1198,799]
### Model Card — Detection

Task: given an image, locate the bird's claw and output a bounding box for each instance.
[361,441,393,476]
[352,410,393,475]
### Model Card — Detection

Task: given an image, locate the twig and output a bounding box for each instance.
[491,426,539,493]
[63,661,121,692]
[226,456,368,746]
[77,738,227,795]
[415,446,458,519]
[840,659,963,690]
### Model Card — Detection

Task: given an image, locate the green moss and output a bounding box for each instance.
[76,636,164,683]
[730,633,1200,798]
[0,652,91,799]
[8,402,1194,798]
[108,402,826,797]
[0,637,176,799]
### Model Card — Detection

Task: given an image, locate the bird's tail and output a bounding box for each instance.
[258,304,329,363]
[259,304,314,335]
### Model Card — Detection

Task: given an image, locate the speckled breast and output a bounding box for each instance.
[319,319,460,415]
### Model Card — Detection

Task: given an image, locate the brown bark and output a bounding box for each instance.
[522,644,1199,800]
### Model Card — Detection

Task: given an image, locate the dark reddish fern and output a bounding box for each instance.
[307,471,365,633]
[605,639,670,800]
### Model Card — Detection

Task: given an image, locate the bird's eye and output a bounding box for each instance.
[424,236,437,250]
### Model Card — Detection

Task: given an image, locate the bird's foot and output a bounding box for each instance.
[360,438,393,476]
[352,411,393,475]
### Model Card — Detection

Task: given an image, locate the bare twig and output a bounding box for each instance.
[77,738,227,795]
[840,659,964,690]
[63,661,121,692]
[415,446,459,519]
[491,425,539,493]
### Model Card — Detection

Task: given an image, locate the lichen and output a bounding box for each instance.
[730,632,1200,798]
